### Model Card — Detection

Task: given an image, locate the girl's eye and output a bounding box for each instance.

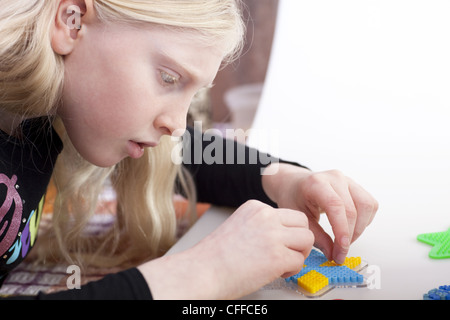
[160,70,179,85]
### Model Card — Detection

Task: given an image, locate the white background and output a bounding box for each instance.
[248,0,450,298]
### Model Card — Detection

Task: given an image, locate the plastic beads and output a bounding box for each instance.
[286,249,364,295]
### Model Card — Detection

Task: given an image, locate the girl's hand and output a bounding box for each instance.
[262,164,378,264]
[139,200,314,299]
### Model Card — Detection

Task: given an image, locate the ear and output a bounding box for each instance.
[51,0,89,55]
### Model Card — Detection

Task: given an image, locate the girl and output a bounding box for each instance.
[0,0,378,299]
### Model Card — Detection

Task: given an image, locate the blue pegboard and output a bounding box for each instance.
[423,285,450,300]
[285,249,367,297]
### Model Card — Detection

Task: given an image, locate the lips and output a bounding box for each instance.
[127,140,158,159]
[137,142,158,148]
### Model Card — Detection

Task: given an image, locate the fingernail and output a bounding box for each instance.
[341,236,350,249]
[335,253,347,265]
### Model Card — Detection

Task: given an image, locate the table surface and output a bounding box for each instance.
[166,205,449,300]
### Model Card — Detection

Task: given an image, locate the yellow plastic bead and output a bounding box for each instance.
[297,270,329,294]
[320,257,361,269]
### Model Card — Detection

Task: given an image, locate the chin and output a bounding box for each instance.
[81,153,124,168]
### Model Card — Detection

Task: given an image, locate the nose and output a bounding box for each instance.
[155,115,186,137]
[153,99,190,137]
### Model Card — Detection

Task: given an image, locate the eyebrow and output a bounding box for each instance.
[158,50,206,87]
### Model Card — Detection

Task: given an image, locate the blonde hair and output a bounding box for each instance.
[0,0,245,269]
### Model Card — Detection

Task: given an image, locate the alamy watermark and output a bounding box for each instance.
[67,5,82,30]
[66,265,81,290]
[365,264,381,290]
[171,121,281,175]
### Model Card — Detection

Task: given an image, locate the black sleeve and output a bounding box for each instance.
[7,268,152,300]
[181,127,307,208]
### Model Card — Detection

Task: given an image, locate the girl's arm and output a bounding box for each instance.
[182,127,378,265]
[181,126,307,207]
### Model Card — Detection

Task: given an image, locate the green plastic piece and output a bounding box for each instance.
[417,228,450,259]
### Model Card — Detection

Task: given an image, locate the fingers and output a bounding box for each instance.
[305,171,378,264]
[307,218,334,260]
[280,224,314,278]
[308,179,350,263]
[277,209,314,277]
[328,181,357,264]
[278,209,313,251]
[348,181,379,242]
[281,249,311,278]
[282,223,314,252]
[279,209,309,228]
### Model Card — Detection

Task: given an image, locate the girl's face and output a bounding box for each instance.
[58,19,224,167]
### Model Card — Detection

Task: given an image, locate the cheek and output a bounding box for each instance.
[63,56,150,127]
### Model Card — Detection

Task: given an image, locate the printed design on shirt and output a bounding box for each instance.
[0,174,23,258]
[0,174,44,265]
[6,198,43,265]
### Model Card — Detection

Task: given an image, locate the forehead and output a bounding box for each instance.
[95,21,225,82]
[151,27,224,79]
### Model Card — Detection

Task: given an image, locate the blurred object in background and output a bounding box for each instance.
[225,82,263,132]
[210,0,279,132]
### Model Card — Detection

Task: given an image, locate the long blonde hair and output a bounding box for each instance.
[0,0,245,269]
